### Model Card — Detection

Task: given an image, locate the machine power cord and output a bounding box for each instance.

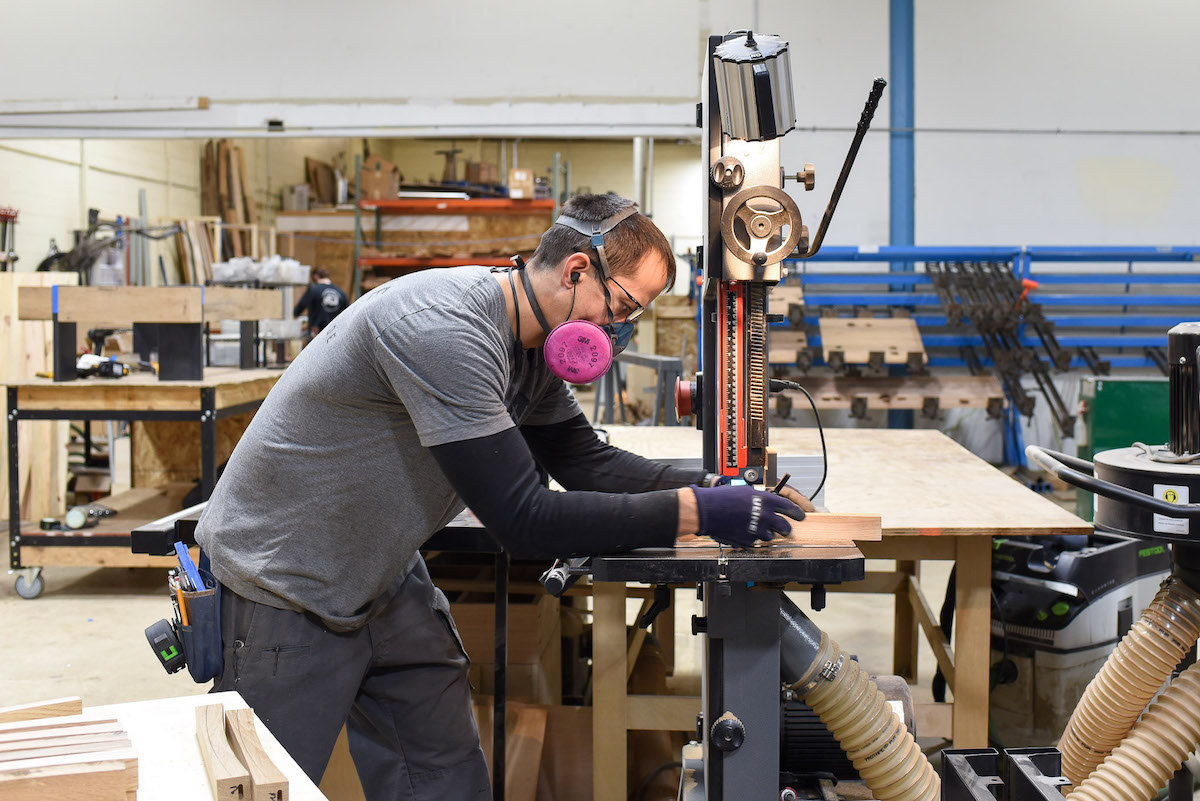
[770,379,827,501]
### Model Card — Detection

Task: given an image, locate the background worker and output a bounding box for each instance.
[293,266,349,340]
[195,193,811,800]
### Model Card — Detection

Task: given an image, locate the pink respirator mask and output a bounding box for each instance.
[507,207,639,384]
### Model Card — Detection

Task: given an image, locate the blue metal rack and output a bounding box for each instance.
[784,245,1200,370]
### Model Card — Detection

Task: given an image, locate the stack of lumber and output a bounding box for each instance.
[175,218,218,284]
[201,140,257,259]
[0,697,137,801]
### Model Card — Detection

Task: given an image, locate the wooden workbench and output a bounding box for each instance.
[6,368,281,586]
[593,425,1089,801]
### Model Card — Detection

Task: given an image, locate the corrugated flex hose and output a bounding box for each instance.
[787,631,939,801]
[1070,660,1200,801]
[1059,577,1200,790]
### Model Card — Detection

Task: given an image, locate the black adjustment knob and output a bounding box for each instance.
[711,717,745,752]
[691,615,708,635]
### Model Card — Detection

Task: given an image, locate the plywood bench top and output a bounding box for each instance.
[604,426,1090,537]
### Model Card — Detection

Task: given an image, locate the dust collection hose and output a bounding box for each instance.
[1070,660,1200,801]
[1058,577,1200,790]
[779,594,939,801]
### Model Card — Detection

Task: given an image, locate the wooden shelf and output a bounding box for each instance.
[358,257,512,268]
[358,198,554,214]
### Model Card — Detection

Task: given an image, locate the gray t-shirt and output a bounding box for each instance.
[195,266,580,631]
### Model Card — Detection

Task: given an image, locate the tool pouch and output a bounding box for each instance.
[179,568,223,683]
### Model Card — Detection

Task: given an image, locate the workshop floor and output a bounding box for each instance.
[1,559,952,711]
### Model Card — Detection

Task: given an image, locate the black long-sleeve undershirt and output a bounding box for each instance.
[519,413,706,493]
[428,415,705,559]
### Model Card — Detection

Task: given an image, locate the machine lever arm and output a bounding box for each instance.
[1026,445,1200,520]
[796,77,887,260]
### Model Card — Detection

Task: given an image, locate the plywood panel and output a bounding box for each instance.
[603,426,1090,537]
[132,412,254,488]
[1,272,76,520]
[819,317,926,366]
[768,329,809,364]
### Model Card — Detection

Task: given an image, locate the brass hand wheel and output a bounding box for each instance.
[719,185,803,267]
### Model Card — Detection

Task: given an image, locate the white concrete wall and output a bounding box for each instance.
[3,1,1199,264]
[0,140,200,278]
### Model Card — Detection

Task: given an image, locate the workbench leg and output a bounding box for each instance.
[593,581,627,801]
[654,588,676,676]
[893,560,920,681]
[7,387,20,570]
[200,387,216,500]
[953,536,991,748]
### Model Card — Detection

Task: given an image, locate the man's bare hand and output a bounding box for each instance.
[777,484,816,513]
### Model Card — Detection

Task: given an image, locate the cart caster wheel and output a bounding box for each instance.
[15,573,44,599]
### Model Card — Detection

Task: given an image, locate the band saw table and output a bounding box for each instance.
[594,422,1090,796]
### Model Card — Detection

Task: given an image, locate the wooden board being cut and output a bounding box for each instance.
[676,512,881,547]
[819,317,926,366]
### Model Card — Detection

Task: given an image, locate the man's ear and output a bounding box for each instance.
[561,252,592,288]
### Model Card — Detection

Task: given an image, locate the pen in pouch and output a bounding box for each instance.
[176,586,190,626]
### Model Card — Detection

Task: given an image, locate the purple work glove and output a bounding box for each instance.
[690,484,805,548]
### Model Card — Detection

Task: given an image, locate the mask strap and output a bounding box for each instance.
[518,261,555,336]
[505,267,522,354]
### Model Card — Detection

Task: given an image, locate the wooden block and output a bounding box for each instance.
[196,705,249,800]
[203,287,282,322]
[18,286,205,325]
[0,759,131,801]
[675,512,882,547]
[0,698,82,725]
[224,708,288,801]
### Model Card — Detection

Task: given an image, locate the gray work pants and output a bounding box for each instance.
[213,557,491,801]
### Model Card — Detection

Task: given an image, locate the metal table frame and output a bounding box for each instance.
[7,385,264,573]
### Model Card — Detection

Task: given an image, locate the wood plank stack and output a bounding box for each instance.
[175,217,219,284]
[0,698,137,801]
[201,140,256,260]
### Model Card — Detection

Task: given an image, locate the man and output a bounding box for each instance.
[196,193,811,799]
[293,267,349,340]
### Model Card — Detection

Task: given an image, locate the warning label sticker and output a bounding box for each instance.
[1153,483,1190,535]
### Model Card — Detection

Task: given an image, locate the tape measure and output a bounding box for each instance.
[144,619,186,674]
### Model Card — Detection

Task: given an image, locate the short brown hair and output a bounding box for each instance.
[531,193,675,290]
[311,267,330,280]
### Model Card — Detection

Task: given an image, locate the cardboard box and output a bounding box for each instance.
[360,154,400,201]
[508,168,536,199]
[281,183,310,211]
[466,161,500,185]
